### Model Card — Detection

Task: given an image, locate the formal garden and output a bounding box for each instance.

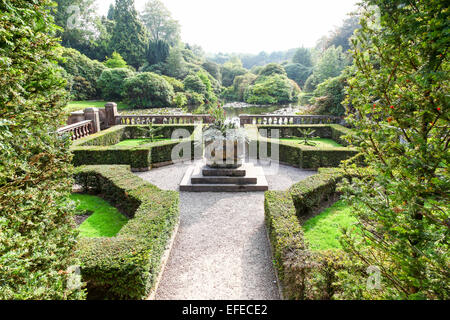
[0,0,448,302]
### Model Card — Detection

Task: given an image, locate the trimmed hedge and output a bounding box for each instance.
[255,136,358,169]
[265,168,366,300]
[71,125,201,170]
[74,165,179,299]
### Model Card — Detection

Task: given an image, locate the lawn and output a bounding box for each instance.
[64,100,185,115]
[302,200,358,251]
[114,138,171,147]
[70,193,128,238]
[280,137,343,148]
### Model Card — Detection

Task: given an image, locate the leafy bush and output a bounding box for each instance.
[74,165,179,299]
[98,68,135,101]
[312,75,347,116]
[162,75,184,92]
[284,63,313,88]
[183,74,207,95]
[0,0,84,300]
[59,47,106,100]
[173,92,188,108]
[122,72,175,108]
[246,74,300,105]
[257,63,287,77]
[104,51,128,69]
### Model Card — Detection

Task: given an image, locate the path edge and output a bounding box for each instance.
[146,217,180,300]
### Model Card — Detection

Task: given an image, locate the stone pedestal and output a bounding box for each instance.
[180,162,268,192]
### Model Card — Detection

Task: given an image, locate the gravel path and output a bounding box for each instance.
[135,161,315,300]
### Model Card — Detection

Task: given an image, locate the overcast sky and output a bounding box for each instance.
[96,0,359,54]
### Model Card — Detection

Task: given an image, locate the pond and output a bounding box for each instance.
[187,102,303,121]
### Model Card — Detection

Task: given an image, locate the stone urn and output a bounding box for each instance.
[205,139,243,169]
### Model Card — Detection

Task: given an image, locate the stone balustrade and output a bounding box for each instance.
[116,115,214,125]
[57,120,93,141]
[239,114,344,127]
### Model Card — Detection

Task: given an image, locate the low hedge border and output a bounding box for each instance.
[251,124,358,169]
[74,165,179,300]
[71,125,202,171]
[264,168,367,300]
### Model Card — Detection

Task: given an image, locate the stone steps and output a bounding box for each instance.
[180,162,269,192]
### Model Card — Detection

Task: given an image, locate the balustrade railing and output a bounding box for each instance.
[239,114,344,126]
[57,120,93,141]
[116,115,214,125]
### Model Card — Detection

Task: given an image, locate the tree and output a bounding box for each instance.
[122,72,174,108]
[165,45,186,79]
[58,47,106,100]
[104,51,128,68]
[109,0,148,69]
[246,74,300,105]
[183,74,207,96]
[257,63,287,78]
[0,0,84,299]
[339,0,449,300]
[284,63,313,88]
[140,0,181,46]
[98,68,135,100]
[221,58,247,87]
[312,75,347,116]
[146,39,170,65]
[52,0,98,56]
[324,15,361,52]
[292,47,313,67]
[107,3,115,20]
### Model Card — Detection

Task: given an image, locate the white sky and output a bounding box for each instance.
[96,0,359,54]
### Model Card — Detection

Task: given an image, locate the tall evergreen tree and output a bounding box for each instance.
[0,0,84,299]
[109,0,149,68]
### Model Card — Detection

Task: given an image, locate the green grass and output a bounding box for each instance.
[302,200,358,251]
[64,100,186,115]
[280,137,343,148]
[114,138,171,147]
[70,193,128,238]
[64,101,130,113]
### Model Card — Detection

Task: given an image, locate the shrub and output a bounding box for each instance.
[98,68,135,101]
[246,74,299,105]
[183,74,207,95]
[71,125,199,170]
[284,63,313,89]
[173,92,188,108]
[74,165,179,299]
[122,72,175,108]
[0,0,84,300]
[59,47,106,100]
[258,63,287,77]
[104,51,128,69]
[253,125,358,169]
[312,75,346,116]
[162,75,184,92]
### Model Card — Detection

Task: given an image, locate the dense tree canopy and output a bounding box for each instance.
[0,0,84,300]
[340,0,449,299]
[140,0,181,46]
[109,0,149,68]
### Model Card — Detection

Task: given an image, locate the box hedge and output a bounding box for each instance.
[254,126,359,169]
[74,165,179,300]
[265,168,368,300]
[71,125,201,171]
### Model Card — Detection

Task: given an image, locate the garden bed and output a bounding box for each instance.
[74,165,179,300]
[71,125,202,171]
[252,124,358,169]
[71,193,128,238]
[264,168,370,300]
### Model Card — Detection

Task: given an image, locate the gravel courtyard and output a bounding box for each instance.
[135,161,316,300]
